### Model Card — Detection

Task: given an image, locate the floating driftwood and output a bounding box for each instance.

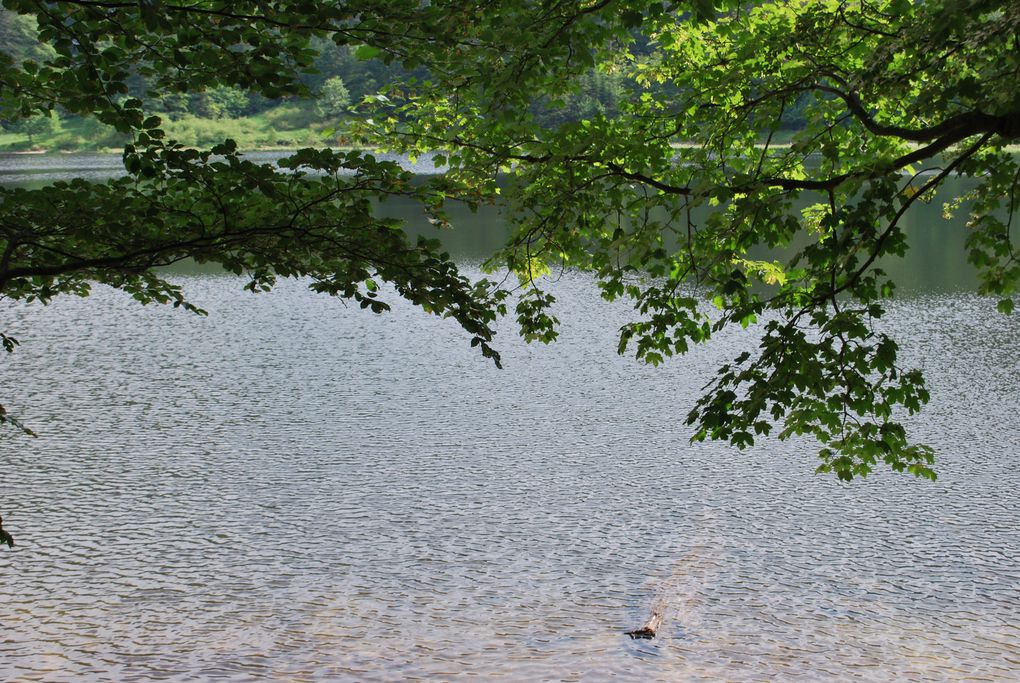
[625,597,666,639]
[0,515,14,548]
[625,537,720,640]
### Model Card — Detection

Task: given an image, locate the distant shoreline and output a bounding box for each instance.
[1,145,357,156]
[4,140,1017,160]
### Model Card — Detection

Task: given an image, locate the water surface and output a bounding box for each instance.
[1,155,1018,681]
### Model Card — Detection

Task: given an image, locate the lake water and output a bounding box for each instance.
[1,154,1018,681]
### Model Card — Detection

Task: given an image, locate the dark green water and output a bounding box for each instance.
[0,151,981,292]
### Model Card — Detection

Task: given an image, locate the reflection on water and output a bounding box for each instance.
[0,152,984,291]
[1,155,1018,681]
[1,274,1018,681]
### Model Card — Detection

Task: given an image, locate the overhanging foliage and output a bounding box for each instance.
[1,0,1017,479]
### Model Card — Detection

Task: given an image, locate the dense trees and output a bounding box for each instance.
[0,9,630,149]
[0,0,1017,480]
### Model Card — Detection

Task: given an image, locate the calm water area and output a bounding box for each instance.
[1,153,1018,681]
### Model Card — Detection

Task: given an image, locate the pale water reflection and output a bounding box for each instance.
[1,155,1019,681]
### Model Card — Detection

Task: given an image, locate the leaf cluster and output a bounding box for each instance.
[363,0,1019,478]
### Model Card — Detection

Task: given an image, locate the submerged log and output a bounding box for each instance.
[626,596,666,639]
[626,537,718,640]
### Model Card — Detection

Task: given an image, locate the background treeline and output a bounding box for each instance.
[0,7,406,151]
[0,9,808,152]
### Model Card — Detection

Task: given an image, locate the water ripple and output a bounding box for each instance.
[1,276,1018,680]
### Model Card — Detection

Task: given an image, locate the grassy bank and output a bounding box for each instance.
[0,106,352,153]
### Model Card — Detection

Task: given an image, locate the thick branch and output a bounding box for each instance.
[814,82,1020,142]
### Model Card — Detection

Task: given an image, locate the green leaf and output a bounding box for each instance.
[354,45,382,61]
[692,0,716,22]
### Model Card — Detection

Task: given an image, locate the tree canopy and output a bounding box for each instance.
[1,0,1017,480]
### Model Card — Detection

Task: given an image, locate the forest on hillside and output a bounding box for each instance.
[0,8,808,151]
